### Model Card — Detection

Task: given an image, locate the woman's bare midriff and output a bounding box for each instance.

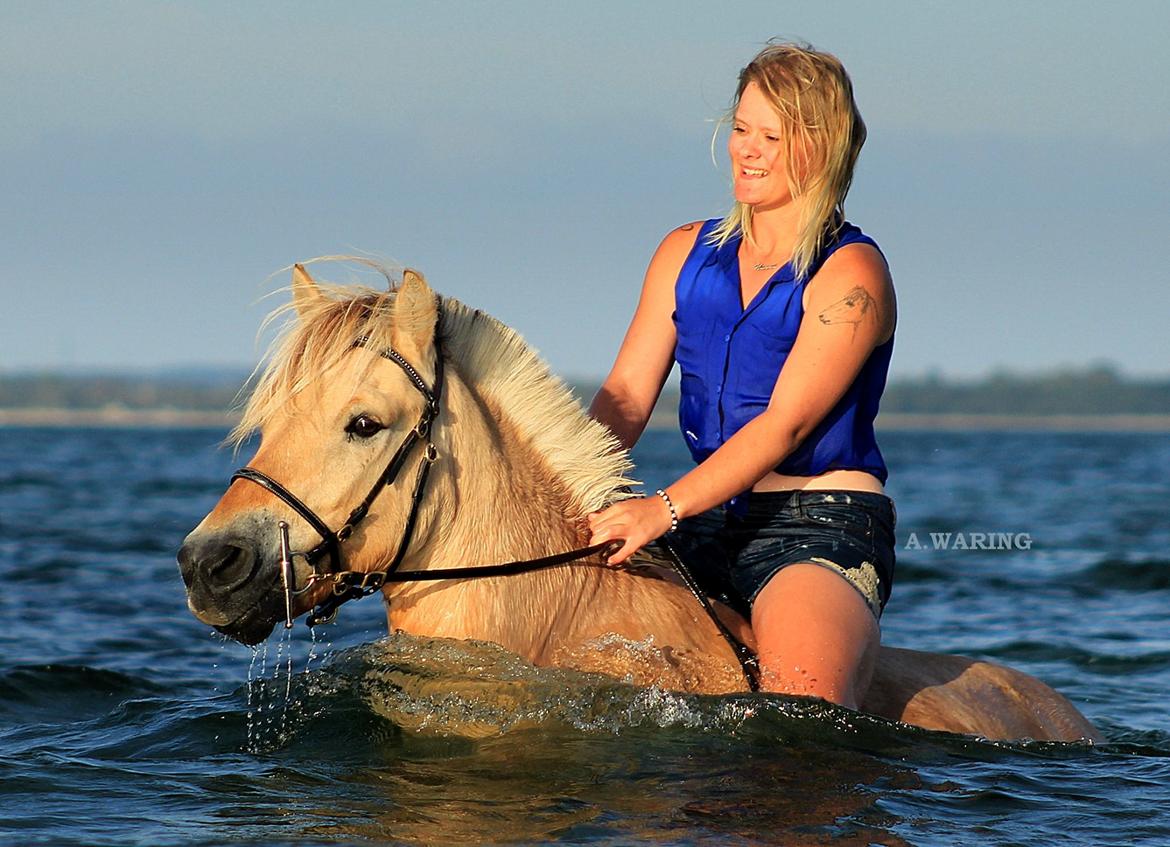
[753,468,885,495]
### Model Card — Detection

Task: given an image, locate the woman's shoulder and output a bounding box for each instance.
[641,220,712,297]
[662,219,712,248]
[812,222,889,284]
[806,224,896,341]
[651,220,711,265]
[831,221,885,260]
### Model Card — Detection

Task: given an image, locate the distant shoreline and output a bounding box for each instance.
[0,408,237,428]
[873,413,1170,432]
[5,407,1170,433]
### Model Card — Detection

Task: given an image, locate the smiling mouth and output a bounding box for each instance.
[741,167,769,177]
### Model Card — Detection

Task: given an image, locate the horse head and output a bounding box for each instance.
[177,264,450,644]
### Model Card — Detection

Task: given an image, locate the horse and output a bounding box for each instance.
[178,264,1100,743]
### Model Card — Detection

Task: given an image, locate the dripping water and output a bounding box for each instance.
[240,625,341,752]
[244,640,271,752]
[272,624,293,743]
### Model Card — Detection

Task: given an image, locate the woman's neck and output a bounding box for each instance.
[744,200,802,259]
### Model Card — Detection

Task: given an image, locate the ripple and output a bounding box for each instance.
[0,664,165,725]
[1069,556,1170,592]
[978,641,1170,676]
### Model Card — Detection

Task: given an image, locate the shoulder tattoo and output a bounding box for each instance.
[818,286,878,341]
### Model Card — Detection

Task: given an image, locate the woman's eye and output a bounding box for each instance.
[345,414,385,439]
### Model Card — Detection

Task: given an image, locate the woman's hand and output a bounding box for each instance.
[587,495,674,564]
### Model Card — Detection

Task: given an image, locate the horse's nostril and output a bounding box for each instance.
[204,543,260,592]
[179,540,261,593]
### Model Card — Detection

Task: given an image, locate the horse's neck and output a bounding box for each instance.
[385,375,600,656]
[447,378,587,560]
[383,368,750,692]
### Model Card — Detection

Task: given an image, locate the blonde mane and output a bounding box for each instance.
[439,297,635,513]
[231,276,635,515]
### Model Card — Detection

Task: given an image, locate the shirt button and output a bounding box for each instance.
[723,334,731,342]
[716,383,722,391]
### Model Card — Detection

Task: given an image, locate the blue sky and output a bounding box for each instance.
[2,1,1167,379]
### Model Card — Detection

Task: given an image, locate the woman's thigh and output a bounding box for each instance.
[728,490,896,618]
[750,562,881,709]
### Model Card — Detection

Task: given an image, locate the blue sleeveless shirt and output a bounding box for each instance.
[673,219,893,504]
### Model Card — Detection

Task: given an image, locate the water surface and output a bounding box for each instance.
[1,427,1168,845]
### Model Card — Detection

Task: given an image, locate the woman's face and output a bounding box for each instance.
[728,81,795,211]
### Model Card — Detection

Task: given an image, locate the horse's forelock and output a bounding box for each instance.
[228,284,399,447]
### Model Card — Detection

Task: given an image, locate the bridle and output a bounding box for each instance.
[231,325,448,629]
[227,307,759,689]
[229,316,616,631]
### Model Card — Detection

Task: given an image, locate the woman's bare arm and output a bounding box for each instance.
[588,223,703,449]
[589,242,895,561]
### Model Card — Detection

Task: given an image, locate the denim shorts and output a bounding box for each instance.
[657,490,897,620]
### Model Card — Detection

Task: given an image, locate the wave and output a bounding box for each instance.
[893,554,1170,595]
[975,640,1170,676]
[2,637,1146,776]
[0,664,165,725]
[886,559,949,582]
[7,637,1162,847]
[1068,556,1170,592]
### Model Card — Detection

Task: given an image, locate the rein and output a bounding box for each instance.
[302,539,622,627]
[229,308,759,690]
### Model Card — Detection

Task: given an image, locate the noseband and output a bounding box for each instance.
[231,329,445,628]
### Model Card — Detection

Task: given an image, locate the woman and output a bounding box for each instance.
[587,42,897,710]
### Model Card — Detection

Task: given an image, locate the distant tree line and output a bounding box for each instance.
[583,363,1170,417]
[880,364,1170,415]
[0,372,248,412]
[2,364,1168,416]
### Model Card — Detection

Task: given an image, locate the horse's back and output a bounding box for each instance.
[863,646,1100,743]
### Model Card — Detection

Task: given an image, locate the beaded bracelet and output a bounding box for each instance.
[654,488,679,533]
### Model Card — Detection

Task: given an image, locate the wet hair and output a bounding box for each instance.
[708,41,867,280]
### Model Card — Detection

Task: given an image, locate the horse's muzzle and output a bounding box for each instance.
[177,530,282,645]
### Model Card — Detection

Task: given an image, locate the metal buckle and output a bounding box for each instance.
[359,572,386,593]
[305,601,341,628]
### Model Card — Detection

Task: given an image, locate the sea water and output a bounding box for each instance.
[1,426,1168,846]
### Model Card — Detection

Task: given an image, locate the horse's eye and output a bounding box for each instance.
[345,414,385,439]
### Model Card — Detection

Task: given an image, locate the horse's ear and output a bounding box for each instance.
[291,263,324,316]
[393,268,438,353]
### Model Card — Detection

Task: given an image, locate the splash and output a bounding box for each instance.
[233,631,940,755]
[354,633,890,744]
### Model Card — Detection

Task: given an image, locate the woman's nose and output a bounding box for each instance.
[736,136,760,158]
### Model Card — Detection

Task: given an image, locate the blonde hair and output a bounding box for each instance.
[708,41,866,280]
